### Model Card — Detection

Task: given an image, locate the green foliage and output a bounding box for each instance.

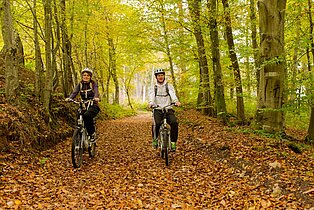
[101,102,136,119]
[237,127,281,139]
[285,110,310,130]
[39,157,49,166]
[226,97,257,119]
[25,61,35,70]
[130,101,149,111]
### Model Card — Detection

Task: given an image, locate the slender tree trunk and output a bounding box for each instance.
[291,10,301,113]
[208,0,227,123]
[159,3,179,99]
[222,0,245,124]
[245,28,251,95]
[52,0,60,91]
[177,0,188,98]
[188,0,214,116]
[32,0,45,102]
[43,0,53,123]
[60,0,74,96]
[84,0,89,67]
[256,0,287,132]
[108,37,119,104]
[306,0,314,142]
[2,0,19,102]
[250,0,260,94]
[106,71,111,104]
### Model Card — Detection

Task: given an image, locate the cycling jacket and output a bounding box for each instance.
[149,80,178,109]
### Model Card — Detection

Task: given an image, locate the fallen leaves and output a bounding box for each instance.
[0,110,313,209]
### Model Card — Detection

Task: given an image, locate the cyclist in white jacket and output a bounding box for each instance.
[148,68,181,151]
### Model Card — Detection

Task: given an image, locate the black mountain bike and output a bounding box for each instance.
[68,99,97,168]
[153,103,175,166]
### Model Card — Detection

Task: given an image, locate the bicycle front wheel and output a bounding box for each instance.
[163,132,169,166]
[71,129,83,168]
[88,134,96,158]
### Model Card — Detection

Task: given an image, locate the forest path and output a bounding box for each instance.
[1,110,313,209]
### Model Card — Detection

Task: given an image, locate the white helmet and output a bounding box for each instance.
[154,68,165,76]
[81,67,93,76]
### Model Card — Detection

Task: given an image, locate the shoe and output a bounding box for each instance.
[171,142,176,151]
[152,138,158,149]
[89,133,96,143]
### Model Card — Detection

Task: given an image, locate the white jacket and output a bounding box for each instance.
[149,81,178,109]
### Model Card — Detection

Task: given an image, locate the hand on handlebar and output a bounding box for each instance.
[65,98,73,102]
[175,101,181,107]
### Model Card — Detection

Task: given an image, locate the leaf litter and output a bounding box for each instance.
[0,110,313,209]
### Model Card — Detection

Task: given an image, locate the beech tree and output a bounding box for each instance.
[207,0,226,122]
[222,0,244,124]
[306,0,314,143]
[2,0,20,102]
[256,0,287,132]
[188,0,214,116]
[42,0,53,122]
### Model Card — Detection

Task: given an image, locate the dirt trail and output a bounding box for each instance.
[0,111,313,209]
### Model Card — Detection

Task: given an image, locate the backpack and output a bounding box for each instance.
[155,83,169,97]
[80,81,94,99]
[80,82,94,92]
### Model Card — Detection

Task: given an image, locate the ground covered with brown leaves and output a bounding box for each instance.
[0,110,313,209]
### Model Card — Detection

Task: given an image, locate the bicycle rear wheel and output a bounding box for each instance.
[71,129,83,168]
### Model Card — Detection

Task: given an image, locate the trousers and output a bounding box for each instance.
[152,109,178,142]
[83,105,100,136]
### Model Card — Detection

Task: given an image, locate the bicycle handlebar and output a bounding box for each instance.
[151,103,176,109]
[66,98,98,104]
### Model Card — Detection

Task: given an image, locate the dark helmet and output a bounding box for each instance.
[81,67,93,76]
[154,68,165,76]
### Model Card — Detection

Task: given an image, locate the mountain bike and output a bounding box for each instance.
[152,103,176,166]
[68,99,97,168]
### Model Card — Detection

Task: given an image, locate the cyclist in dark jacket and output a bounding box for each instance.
[66,68,100,142]
[148,68,181,151]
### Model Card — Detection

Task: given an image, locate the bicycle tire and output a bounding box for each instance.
[163,132,169,166]
[160,131,165,159]
[71,129,83,168]
[89,119,97,158]
[88,141,96,158]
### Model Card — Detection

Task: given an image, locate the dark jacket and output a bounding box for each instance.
[69,80,100,107]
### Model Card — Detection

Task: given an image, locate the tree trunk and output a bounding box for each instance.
[83,0,89,67]
[43,0,53,123]
[188,0,214,116]
[208,0,227,123]
[177,0,188,99]
[256,0,287,132]
[33,0,45,102]
[222,0,245,124]
[291,9,301,113]
[106,71,111,104]
[250,0,260,93]
[108,37,119,104]
[52,0,60,92]
[245,27,251,95]
[60,0,74,96]
[159,4,179,99]
[306,0,314,143]
[2,0,19,102]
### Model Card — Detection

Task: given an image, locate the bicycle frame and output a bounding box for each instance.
[76,101,89,150]
[69,99,96,168]
[153,103,175,166]
[159,109,171,153]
